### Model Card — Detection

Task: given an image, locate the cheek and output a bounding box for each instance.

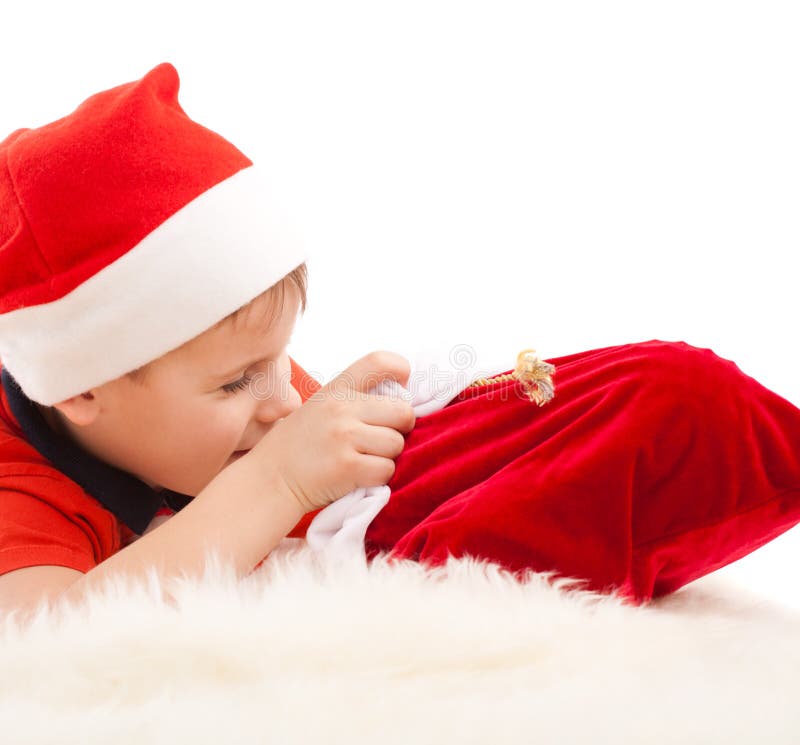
[178,399,247,455]
[148,394,240,459]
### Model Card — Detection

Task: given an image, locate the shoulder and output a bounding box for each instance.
[0,408,122,575]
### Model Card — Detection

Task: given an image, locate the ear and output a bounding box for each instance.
[51,390,101,427]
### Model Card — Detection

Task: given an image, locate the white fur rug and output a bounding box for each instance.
[1,539,798,744]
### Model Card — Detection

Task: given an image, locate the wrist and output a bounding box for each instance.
[234,452,307,520]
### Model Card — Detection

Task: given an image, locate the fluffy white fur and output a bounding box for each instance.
[1,539,798,744]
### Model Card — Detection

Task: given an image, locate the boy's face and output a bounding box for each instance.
[46,285,304,497]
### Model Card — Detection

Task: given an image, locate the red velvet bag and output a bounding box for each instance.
[363,339,800,603]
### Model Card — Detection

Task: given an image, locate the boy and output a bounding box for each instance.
[4,62,800,624]
[0,62,416,624]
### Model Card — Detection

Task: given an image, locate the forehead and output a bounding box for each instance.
[162,285,300,376]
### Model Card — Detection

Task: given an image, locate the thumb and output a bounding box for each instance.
[322,350,412,398]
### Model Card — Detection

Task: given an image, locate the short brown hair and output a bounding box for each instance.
[125,262,308,386]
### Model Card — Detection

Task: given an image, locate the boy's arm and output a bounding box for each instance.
[0,453,303,628]
[56,456,304,610]
[0,565,84,625]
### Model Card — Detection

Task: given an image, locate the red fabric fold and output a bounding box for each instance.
[364,339,800,603]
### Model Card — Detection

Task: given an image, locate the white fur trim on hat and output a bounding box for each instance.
[0,166,307,405]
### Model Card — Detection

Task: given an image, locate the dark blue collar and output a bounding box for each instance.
[1,367,193,536]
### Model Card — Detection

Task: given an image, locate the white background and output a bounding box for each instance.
[2,1,798,608]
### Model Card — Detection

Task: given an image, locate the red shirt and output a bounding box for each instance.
[0,357,322,576]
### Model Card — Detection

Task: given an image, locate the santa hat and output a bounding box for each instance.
[0,62,306,406]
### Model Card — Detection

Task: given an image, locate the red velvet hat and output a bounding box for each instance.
[0,62,306,405]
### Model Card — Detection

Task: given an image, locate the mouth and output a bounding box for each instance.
[231,449,251,460]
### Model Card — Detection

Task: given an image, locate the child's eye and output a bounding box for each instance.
[221,375,252,395]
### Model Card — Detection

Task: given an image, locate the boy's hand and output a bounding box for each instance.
[247,351,416,513]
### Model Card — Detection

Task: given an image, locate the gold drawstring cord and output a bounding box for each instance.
[467,348,556,406]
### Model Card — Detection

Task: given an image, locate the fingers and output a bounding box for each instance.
[352,451,398,488]
[321,349,417,433]
[356,395,416,433]
[353,423,408,460]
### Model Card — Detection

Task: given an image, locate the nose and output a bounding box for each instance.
[253,380,303,424]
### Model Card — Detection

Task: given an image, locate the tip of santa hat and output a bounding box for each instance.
[142,61,181,95]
